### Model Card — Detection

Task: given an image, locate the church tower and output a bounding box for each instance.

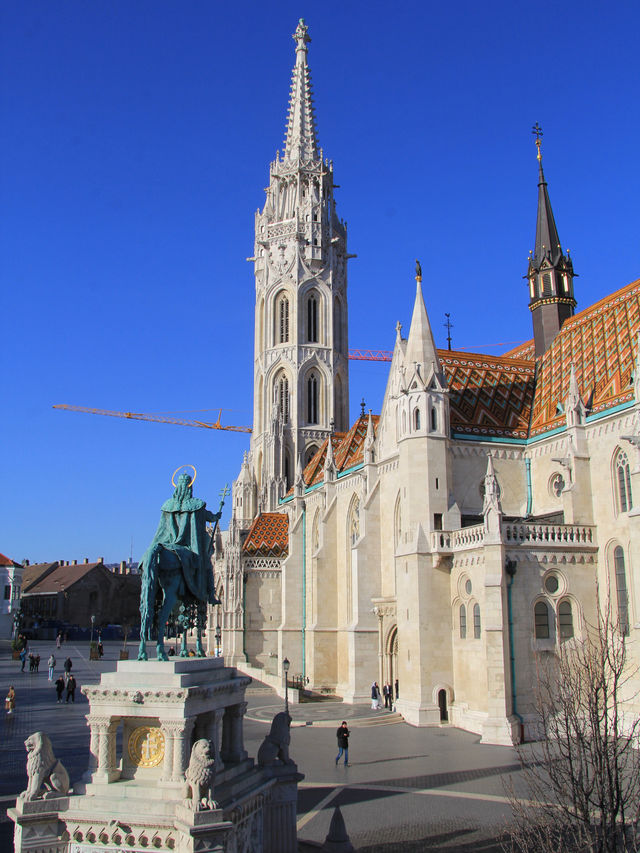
[248,19,350,509]
[526,126,577,357]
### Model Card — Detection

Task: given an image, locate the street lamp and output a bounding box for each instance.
[215,624,222,658]
[283,657,290,715]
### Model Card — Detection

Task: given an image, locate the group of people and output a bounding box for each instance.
[55,656,76,703]
[370,679,399,710]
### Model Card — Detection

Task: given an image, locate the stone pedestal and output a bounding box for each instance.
[8,658,303,853]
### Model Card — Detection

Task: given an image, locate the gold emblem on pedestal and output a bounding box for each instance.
[128,726,165,767]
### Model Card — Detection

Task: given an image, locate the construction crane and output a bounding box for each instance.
[347,341,525,361]
[52,404,252,433]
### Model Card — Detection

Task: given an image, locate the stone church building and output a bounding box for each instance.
[213,20,640,744]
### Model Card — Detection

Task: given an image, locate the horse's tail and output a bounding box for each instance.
[140,545,160,639]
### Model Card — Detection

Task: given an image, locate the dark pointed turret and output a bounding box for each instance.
[526,125,577,357]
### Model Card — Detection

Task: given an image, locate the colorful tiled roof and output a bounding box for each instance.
[0,553,20,567]
[501,340,536,361]
[530,278,640,436]
[286,414,381,495]
[441,352,536,439]
[243,513,289,557]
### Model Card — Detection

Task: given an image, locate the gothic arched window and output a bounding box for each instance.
[277,294,289,344]
[307,292,318,343]
[615,449,633,513]
[614,546,629,635]
[277,374,289,423]
[558,599,574,640]
[393,494,402,550]
[431,407,437,432]
[459,604,466,639]
[414,408,421,430]
[534,600,551,639]
[305,444,318,466]
[349,497,360,547]
[473,603,481,639]
[307,372,319,424]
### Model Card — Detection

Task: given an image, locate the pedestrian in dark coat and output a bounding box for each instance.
[395,678,399,700]
[383,682,391,709]
[66,674,76,703]
[64,657,72,677]
[335,721,350,766]
[55,676,65,703]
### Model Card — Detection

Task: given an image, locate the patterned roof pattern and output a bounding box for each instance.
[242,513,289,557]
[501,339,536,361]
[440,351,536,439]
[530,278,640,435]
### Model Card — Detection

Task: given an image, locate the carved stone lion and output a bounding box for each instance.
[257,711,294,767]
[20,732,70,801]
[183,738,217,811]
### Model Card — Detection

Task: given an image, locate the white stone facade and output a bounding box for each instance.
[213,20,640,745]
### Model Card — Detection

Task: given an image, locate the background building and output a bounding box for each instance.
[0,552,24,639]
[20,558,140,639]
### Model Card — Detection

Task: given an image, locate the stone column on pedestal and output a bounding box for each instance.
[85,714,105,777]
[172,719,195,782]
[207,708,225,773]
[160,722,176,782]
[221,702,248,764]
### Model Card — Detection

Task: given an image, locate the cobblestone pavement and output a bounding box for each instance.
[0,642,527,851]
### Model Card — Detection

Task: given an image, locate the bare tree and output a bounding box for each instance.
[505,599,640,852]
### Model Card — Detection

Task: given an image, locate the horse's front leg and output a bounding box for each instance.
[156,575,180,662]
[195,604,206,658]
[137,620,148,661]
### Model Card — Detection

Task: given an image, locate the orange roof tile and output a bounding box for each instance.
[243,513,289,557]
[530,278,640,436]
[441,351,536,439]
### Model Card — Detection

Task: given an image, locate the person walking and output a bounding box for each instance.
[65,674,76,703]
[5,685,16,715]
[48,654,56,681]
[370,682,378,710]
[395,678,399,700]
[335,721,350,766]
[55,675,65,703]
[64,656,72,677]
[28,652,35,672]
[34,654,41,673]
[19,647,27,672]
[383,681,390,709]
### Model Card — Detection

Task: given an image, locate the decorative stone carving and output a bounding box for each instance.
[20,732,70,801]
[182,738,217,811]
[257,712,294,766]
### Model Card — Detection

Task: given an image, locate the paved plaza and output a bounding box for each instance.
[0,639,526,850]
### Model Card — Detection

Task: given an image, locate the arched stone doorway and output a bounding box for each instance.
[386,626,398,694]
[438,689,448,721]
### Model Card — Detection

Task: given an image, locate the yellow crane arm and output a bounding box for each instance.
[53,404,252,433]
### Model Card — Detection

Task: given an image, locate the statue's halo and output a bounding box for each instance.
[171,464,197,489]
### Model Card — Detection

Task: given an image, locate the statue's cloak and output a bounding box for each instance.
[140,492,217,604]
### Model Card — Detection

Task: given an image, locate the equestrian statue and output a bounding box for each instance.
[137,466,226,661]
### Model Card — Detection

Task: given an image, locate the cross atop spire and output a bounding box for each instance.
[283,19,319,163]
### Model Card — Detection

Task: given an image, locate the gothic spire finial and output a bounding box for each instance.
[415,259,422,282]
[283,20,319,162]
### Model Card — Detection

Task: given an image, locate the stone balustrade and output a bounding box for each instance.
[429,521,596,554]
[430,524,485,553]
[502,522,596,546]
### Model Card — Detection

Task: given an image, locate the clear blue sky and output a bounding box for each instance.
[2,1,639,564]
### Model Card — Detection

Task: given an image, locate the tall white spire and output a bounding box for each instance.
[405,266,443,386]
[248,21,351,507]
[283,19,319,163]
